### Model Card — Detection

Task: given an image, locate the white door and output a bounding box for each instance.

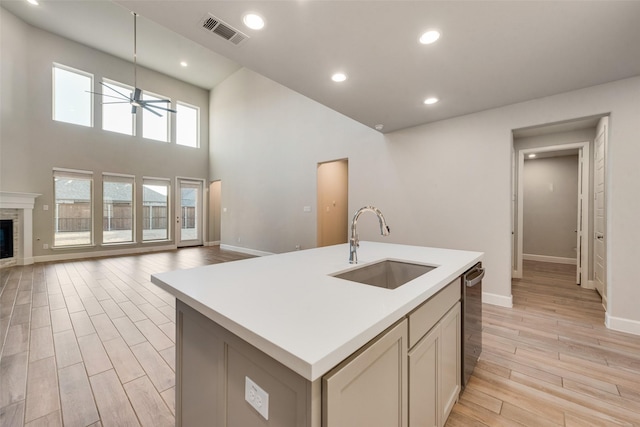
[177,179,203,247]
[594,119,607,307]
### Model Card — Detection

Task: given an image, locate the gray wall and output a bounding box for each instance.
[1,9,210,258]
[209,67,640,332]
[523,155,579,260]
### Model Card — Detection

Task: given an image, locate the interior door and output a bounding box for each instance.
[317,159,348,247]
[594,120,607,307]
[177,179,203,247]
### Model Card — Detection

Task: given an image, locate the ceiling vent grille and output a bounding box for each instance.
[200,14,248,46]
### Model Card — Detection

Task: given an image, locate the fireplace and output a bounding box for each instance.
[0,192,40,266]
[0,219,13,259]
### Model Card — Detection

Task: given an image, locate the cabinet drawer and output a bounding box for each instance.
[408,278,460,348]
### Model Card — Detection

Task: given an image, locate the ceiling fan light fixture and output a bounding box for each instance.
[90,12,176,117]
[243,13,265,30]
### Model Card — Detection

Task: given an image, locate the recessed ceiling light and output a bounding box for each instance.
[419,30,440,45]
[528,153,537,159]
[26,0,39,5]
[375,124,384,131]
[243,13,265,30]
[423,97,439,105]
[331,73,348,83]
[180,61,188,67]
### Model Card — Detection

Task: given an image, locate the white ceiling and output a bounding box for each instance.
[3,0,640,133]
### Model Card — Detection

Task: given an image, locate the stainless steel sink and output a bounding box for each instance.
[332,260,437,290]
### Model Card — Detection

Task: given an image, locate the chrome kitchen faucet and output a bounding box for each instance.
[349,206,390,264]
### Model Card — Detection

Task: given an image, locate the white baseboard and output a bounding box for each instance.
[523,254,577,265]
[204,241,221,247]
[605,313,640,336]
[33,244,177,263]
[482,292,513,308]
[220,244,274,257]
[581,280,595,290]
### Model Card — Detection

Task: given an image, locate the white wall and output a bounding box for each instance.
[523,155,579,260]
[1,9,210,259]
[209,68,388,254]
[210,68,640,333]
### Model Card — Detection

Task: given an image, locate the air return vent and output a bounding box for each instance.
[200,13,249,46]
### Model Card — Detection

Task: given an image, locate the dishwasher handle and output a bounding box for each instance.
[464,265,485,287]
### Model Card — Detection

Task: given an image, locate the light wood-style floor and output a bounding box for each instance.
[447,260,640,426]
[0,247,253,427]
[2,250,640,426]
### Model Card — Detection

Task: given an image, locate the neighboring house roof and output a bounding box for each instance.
[180,188,196,207]
[54,178,91,202]
[55,179,175,205]
[143,185,168,205]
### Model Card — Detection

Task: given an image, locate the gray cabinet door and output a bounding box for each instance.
[409,324,439,427]
[439,302,461,423]
[323,319,408,427]
[408,301,461,427]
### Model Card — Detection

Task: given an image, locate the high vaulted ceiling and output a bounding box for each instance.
[3,1,640,133]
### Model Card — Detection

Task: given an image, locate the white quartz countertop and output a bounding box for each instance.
[151,242,482,381]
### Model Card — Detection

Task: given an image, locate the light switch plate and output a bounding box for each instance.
[245,376,269,420]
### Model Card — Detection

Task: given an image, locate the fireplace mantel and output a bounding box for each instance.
[0,191,41,265]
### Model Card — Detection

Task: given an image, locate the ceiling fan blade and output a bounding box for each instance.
[88,92,130,101]
[141,99,171,104]
[100,82,133,101]
[131,104,138,115]
[141,104,162,117]
[102,101,132,104]
[144,103,177,114]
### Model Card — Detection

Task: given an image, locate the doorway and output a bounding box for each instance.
[317,159,348,247]
[176,178,204,247]
[514,142,589,285]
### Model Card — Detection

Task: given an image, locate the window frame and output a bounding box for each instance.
[176,101,200,148]
[101,78,136,136]
[142,90,171,143]
[102,173,136,245]
[142,177,171,242]
[53,168,94,248]
[52,63,94,127]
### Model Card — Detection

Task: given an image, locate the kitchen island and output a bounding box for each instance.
[152,242,482,426]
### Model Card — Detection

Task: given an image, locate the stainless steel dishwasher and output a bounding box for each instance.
[462,262,484,389]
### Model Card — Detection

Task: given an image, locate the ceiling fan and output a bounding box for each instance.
[92,12,176,117]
